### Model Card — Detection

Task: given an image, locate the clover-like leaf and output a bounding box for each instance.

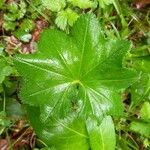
[14,14,138,121]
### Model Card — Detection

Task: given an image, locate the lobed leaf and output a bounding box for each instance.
[14,14,138,121]
[27,106,115,149]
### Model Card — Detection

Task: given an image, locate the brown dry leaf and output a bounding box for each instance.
[11,119,26,137]
[134,0,150,9]
[5,36,22,54]
[12,127,35,150]
[21,41,36,54]
[20,18,49,54]
[32,17,49,42]
[129,31,144,43]
[0,139,8,150]
[36,17,49,30]
[32,29,41,42]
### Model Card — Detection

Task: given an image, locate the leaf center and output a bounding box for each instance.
[72,80,83,89]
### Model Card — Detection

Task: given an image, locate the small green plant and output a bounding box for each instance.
[3,1,27,31]
[1,0,37,42]
[14,14,138,149]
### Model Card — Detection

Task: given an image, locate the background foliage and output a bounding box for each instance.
[0,0,150,149]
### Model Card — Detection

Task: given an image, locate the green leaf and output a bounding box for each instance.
[14,20,34,42]
[17,0,27,19]
[15,30,32,42]
[27,106,115,149]
[98,0,127,28]
[14,14,137,121]
[98,0,113,8]
[86,116,116,150]
[41,147,57,150]
[7,2,18,13]
[0,98,25,119]
[14,19,34,41]
[66,9,79,26]
[68,0,97,9]
[0,0,4,9]
[0,58,13,84]
[30,0,42,6]
[133,56,150,73]
[3,21,16,31]
[55,11,68,30]
[130,120,150,137]
[20,19,35,32]
[116,136,138,150]
[55,8,79,30]
[130,74,150,107]
[140,102,150,121]
[0,111,11,127]
[0,43,4,55]
[0,111,11,135]
[4,13,17,21]
[130,56,150,107]
[41,0,66,12]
